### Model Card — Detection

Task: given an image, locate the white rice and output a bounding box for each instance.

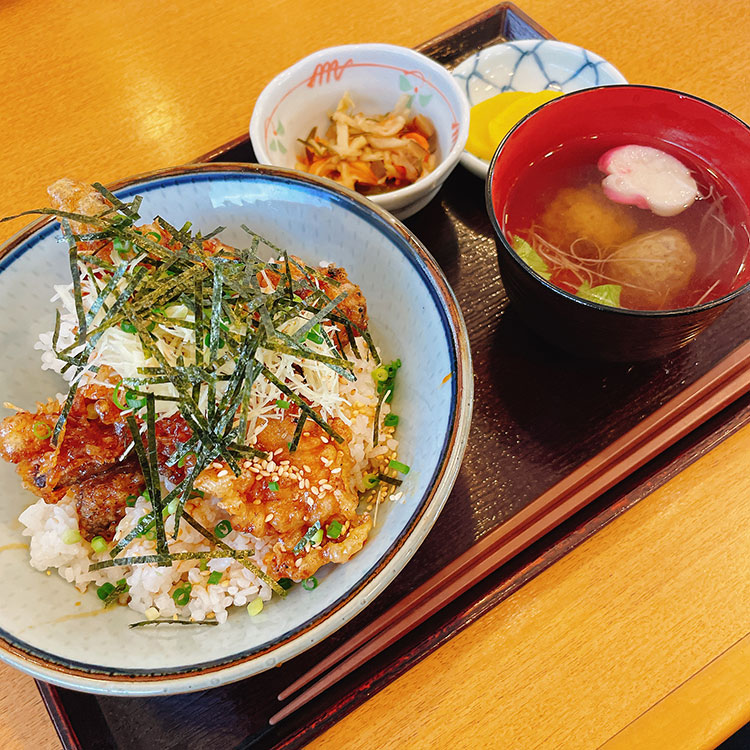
[20,340,398,622]
[22,257,399,622]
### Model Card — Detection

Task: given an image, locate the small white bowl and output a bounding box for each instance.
[452,40,628,179]
[250,43,470,219]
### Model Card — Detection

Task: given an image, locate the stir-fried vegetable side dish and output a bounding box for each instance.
[0,179,407,626]
[296,93,438,194]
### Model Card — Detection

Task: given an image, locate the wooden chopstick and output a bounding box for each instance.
[270,340,750,725]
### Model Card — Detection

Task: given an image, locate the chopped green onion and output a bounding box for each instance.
[326,520,343,539]
[125,390,146,410]
[112,237,129,258]
[120,320,137,334]
[32,421,52,440]
[275,399,290,410]
[363,472,379,488]
[204,332,225,349]
[97,582,115,601]
[112,381,128,410]
[146,231,162,242]
[144,527,157,541]
[207,571,223,585]
[388,459,410,475]
[373,366,389,382]
[293,521,322,554]
[99,577,130,607]
[277,577,294,590]
[167,498,179,515]
[177,452,195,468]
[268,481,279,492]
[125,495,138,507]
[199,559,209,571]
[214,519,232,538]
[247,597,264,616]
[302,577,318,591]
[306,323,324,345]
[62,528,81,545]
[310,527,323,546]
[384,414,399,427]
[90,536,108,553]
[172,584,192,606]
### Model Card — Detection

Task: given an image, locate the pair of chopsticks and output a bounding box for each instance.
[270,340,750,725]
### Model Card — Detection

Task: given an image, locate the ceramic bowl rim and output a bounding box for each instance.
[0,162,473,695]
[486,83,750,319]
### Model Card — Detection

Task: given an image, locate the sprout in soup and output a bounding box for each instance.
[504,140,750,310]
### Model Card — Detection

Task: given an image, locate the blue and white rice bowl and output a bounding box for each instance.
[0,163,472,694]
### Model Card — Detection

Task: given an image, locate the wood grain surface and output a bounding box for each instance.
[0,1,748,749]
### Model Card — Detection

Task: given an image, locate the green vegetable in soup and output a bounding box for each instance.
[576,282,622,308]
[511,235,551,280]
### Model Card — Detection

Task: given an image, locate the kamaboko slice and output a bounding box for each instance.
[598,144,698,217]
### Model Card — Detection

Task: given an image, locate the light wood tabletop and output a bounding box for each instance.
[0,1,748,749]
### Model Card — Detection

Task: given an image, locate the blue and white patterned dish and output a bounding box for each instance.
[0,164,473,695]
[452,40,628,178]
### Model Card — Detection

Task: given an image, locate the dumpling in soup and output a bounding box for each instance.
[540,185,637,257]
[605,228,696,309]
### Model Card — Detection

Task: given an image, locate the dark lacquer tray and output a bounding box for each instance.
[37,4,750,749]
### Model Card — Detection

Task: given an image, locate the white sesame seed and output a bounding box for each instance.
[311,486,319,496]
[320,436,329,444]
[303,464,311,473]
[304,479,310,489]
[212,461,223,469]
[274,448,283,456]
[331,467,341,474]
[295,559,303,568]
[243,460,252,469]
[217,469,229,478]
[264,513,274,522]
[267,461,276,472]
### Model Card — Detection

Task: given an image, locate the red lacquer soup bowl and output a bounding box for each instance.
[486,85,750,361]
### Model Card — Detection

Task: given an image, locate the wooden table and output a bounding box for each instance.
[0,1,748,748]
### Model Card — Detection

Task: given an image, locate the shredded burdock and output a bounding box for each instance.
[296,93,438,194]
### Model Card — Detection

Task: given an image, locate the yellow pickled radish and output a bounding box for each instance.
[466,90,564,161]
[487,90,562,144]
[466,92,529,160]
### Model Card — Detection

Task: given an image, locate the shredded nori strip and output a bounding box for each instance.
[181,512,286,597]
[15,186,393,608]
[293,521,322,555]
[376,473,403,487]
[129,619,219,628]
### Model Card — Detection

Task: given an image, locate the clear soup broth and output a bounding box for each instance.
[503,136,750,311]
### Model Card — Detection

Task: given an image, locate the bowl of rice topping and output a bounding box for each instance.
[0,163,472,694]
[250,44,470,219]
